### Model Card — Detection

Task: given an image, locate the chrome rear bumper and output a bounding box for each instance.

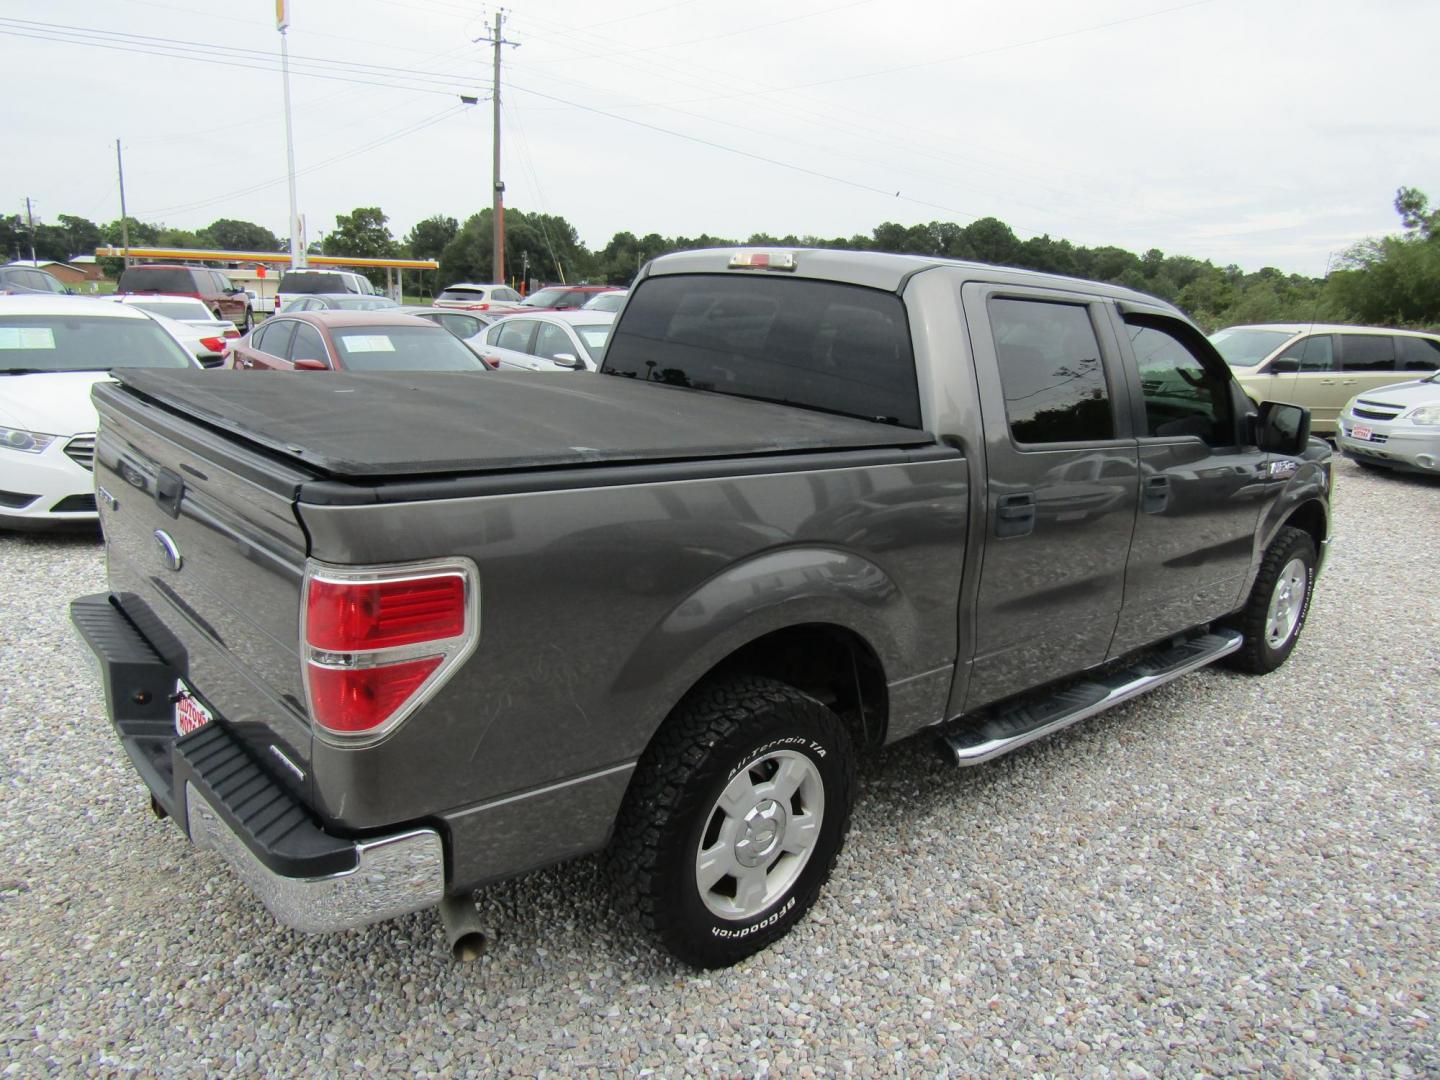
[186,782,445,933]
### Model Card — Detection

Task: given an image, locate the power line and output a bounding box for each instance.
[0,20,478,97]
[132,104,467,217]
[504,79,1007,230]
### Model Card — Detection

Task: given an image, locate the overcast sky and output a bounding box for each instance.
[2,0,1434,276]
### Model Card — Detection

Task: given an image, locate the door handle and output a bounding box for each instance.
[995,492,1036,538]
[1142,474,1170,514]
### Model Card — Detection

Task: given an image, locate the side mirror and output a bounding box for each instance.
[1266,358,1300,374]
[552,352,584,369]
[293,358,328,371]
[1255,400,1310,455]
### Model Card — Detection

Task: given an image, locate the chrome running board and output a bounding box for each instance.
[941,628,1243,767]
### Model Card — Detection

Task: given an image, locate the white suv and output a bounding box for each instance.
[276,269,377,314]
[434,283,523,311]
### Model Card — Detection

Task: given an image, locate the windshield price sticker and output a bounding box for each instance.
[0,327,57,350]
[340,335,396,353]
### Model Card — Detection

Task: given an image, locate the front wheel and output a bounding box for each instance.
[611,675,854,968]
[1225,525,1317,674]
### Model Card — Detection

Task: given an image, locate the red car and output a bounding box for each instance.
[518,285,622,311]
[225,311,487,372]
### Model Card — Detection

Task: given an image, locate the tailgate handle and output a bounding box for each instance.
[154,467,185,519]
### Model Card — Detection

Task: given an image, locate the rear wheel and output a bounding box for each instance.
[241,308,253,333]
[611,675,854,968]
[1226,526,1317,674]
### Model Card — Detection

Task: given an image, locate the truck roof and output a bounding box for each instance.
[107,368,935,480]
[646,247,1173,310]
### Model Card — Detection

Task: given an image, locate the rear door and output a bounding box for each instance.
[483,317,541,370]
[962,284,1140,710]
[238,318,297,369]
[1335,333,1406,419]
[1109,308,1276,655]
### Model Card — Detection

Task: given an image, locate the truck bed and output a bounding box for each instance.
[109,369,935,479]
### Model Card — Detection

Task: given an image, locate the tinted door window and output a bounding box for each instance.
[1396,336,1440,371]
[493,288,521,302]
[990,298,1113,443]
[256,319,296,359]
[1127,322,1234,446]
[288,324,329,364]
[1339,335,1396,372]
[493,319,536,352]
[1275,334,1333,371]
[604,275,920,427]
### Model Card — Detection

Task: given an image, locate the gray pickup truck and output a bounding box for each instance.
[72,248,1331,968]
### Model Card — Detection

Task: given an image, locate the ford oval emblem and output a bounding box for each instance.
[153,529,183,572]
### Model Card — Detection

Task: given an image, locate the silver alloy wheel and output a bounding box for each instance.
[1265,556,1309,648]
[695,749,825,920]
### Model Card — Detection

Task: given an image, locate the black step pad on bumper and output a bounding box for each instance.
[71,592,355,878]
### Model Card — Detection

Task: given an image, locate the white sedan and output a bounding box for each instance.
[111,294,238,366]
[0,296,199,529]
[475,310,615,373]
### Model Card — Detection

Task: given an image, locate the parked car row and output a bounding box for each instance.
[1211,321,1440,474]
[0,296,201,528]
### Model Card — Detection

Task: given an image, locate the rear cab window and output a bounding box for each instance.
[602,274,921,427]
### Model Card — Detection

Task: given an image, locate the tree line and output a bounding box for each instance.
[5,188,1436,333]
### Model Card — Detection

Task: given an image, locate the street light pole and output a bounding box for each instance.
[278,1,302,269]
[477,13,516,285]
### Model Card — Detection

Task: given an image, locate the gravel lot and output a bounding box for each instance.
[2,456,1437,1077]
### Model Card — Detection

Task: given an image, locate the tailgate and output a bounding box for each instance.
[91,381,318,788]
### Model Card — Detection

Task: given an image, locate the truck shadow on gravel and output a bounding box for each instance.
[427,674,1220,978]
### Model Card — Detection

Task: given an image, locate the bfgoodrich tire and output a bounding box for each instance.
[1226,525,1317,674]
[611,675,854,968]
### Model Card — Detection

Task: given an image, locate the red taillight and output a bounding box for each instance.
[306,574,466,651]
[305,657,443,734]
[481,355,501,370]
[199,335,226,353]
[223,327,240,339]
[301,560,478,742]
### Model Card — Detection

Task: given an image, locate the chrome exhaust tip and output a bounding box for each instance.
[439,893,488,963]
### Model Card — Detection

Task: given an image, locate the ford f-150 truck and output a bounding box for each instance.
[72,248,1330,968]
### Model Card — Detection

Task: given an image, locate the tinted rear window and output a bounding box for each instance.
[602,275,920,427]
[281,273,347,294]
[120,267,199,293]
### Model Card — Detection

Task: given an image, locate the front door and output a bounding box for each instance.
[961,285,1140,711]
[1109,308,1278,654]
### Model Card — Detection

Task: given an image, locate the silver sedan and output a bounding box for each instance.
[1338,371,1440,474]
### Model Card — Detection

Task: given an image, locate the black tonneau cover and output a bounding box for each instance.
[110,369,935,478]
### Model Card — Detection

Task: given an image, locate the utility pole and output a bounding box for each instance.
[115,139,130,267]
[278,1,302,269]
[24,197,36,263]
[477,12,517,285]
